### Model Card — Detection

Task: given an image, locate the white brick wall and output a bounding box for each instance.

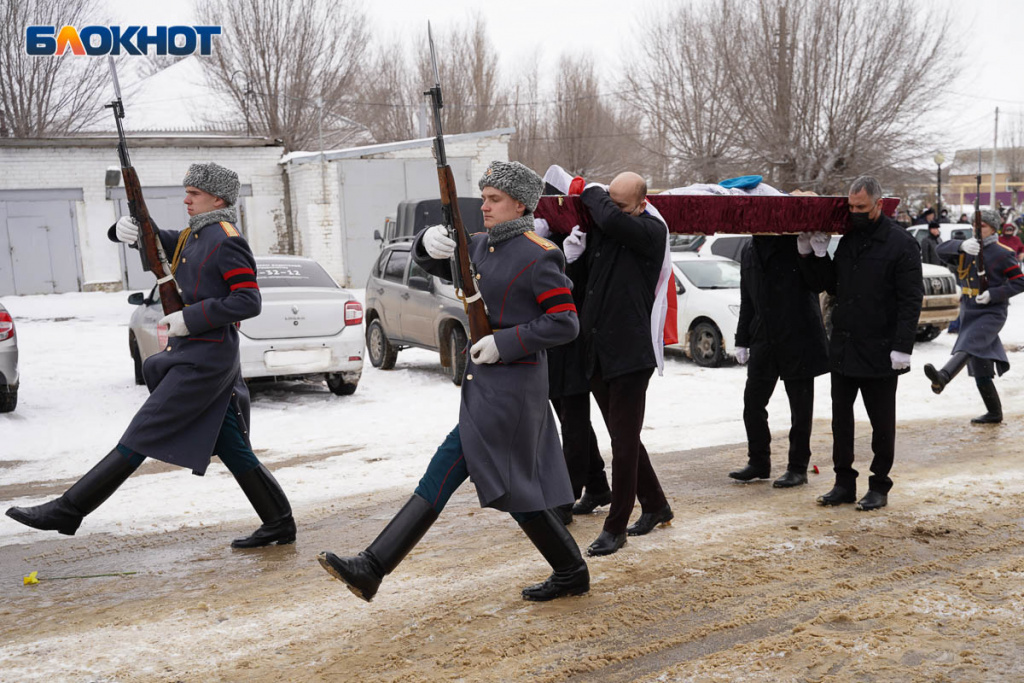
[0,141,285,289]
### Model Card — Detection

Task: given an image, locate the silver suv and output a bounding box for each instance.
[0,301,18,412]
[364,240,470,385]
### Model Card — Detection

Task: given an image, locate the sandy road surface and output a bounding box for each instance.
[2,415,1023,682]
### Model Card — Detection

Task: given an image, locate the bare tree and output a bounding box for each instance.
[0,0,110,137]
[1002,112,1024,209]
[624,2,742,185]
[351,39,419,143]
[197,0,370,151]
[416,15,509,136]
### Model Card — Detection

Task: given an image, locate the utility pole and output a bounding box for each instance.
[774,2,793,187]
[991,107,999,208]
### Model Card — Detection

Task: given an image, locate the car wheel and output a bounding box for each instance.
[915,325,942,342]
[445,326,468,386]
[366,319,398,370]
[129,333,145,385]
[0,387,16,413]
[325,373,358,396]
[689,321,724,368]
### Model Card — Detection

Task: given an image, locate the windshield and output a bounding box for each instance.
[674,260,741,289]
[255,260,339,288]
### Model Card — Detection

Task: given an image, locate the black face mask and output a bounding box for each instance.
[849,212,874,231]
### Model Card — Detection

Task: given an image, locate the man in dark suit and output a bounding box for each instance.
[799,175,923,511]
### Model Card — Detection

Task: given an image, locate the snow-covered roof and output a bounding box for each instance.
[949,148,1024,176]
[280,127,516,165]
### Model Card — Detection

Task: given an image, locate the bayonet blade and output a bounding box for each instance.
[428,22,441,91]
[107,56,123,101]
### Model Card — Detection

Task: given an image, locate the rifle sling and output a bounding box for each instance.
[170,228,192,275]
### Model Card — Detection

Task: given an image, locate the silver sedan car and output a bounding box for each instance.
[0,301,18,412]
[128,255,364,395]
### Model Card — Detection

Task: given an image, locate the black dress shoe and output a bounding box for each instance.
[772,471,808,488]
[586,530,626,556]
[816,485,856,506]
[626,505,673,536]
[728,464,771,481]
[856,490,888,511]
[572,490,611,515]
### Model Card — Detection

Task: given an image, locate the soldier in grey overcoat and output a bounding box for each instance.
[6,163,296,549]
[318,161,589,603]
[925,209,1024,423]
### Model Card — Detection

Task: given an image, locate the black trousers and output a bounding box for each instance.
[743,375,814,474]
[590,367,667,535]
[551,394,609,501]
[830,372,898,494]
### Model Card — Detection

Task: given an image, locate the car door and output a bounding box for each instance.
[377,247,409,341]
[400,257,440,348]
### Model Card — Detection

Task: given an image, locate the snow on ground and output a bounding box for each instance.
[1,289,1021,547]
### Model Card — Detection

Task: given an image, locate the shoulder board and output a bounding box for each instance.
[523,231,556,251]
[219,221,241,238]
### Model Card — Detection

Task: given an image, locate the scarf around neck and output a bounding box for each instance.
[189,206,238,232]
[487,214,535,246]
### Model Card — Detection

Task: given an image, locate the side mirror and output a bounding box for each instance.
[128,292,145,306]
[373,229,383,242]
[408,275,432,292]
[675,277,685,296]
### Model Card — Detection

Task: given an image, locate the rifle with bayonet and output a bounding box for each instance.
[973,148,989,294]
[105,56,184,315]
[424,23,491,344]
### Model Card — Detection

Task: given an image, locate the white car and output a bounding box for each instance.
[0,301,18,412]
[128,255,364,395]
[669,252,742,367]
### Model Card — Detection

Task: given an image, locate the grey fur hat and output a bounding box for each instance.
[979,209,1002,231]
[478,160,544,213]
[183,162,240,206]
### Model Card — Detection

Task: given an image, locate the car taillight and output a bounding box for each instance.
[345,301,363,326]
[0,311,14,342]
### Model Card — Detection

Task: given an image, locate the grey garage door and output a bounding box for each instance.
[109,185,251,291]
[0,189,84,296]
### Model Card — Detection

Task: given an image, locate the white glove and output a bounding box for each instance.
[533,218,552,239]
[890,350,911,371]
[735,347,749,365]
[961,238,980,255]
[469,335,500,364]
[422,224,456,260]
[797,232,813,255]
[116,216,139,245]
[563,226,587,264]
[810,232,830,258]
[159,311,190,338]
[976,290,991,305]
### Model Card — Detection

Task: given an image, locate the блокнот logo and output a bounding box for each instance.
[25,26,221,56]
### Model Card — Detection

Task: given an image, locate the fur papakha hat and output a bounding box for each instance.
[183,162,240,206]
[478,160,544,213]
[979,209,1002,232]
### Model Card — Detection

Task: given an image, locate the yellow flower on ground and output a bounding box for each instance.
[24,571,39,585]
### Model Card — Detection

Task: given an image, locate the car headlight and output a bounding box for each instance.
[728,305,741,317]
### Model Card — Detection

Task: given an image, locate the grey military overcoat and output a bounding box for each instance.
[414,228,579,512]
[118,217,261,475]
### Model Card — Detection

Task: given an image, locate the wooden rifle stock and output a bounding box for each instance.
[438,166,491,343]
[121,166,184,315]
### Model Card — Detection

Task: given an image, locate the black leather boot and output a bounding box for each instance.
[519,510,590,601]
[626,505,674,536]
[553,504,574,526]
[924,351,969,395]
[318,494,438,602]
[971,379,1003,424]
[231,465,297,548]
[6,448,141,535]
[571,489,611,515]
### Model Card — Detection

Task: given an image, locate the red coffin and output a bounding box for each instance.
[534,194,901,236]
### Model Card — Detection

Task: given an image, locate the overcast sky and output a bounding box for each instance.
[105,0,1022,165]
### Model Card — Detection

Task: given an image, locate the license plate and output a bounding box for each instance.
[263,348,332,369]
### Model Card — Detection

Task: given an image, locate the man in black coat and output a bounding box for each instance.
[920,222,943,265]
[800,176,923,511]
[730,235,830,488]
[577,172,672,556]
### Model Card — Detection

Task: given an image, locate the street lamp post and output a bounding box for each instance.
[933,152,945,221]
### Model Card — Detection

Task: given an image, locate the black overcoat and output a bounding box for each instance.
[736,236,829,380]
[800,215,923,378]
